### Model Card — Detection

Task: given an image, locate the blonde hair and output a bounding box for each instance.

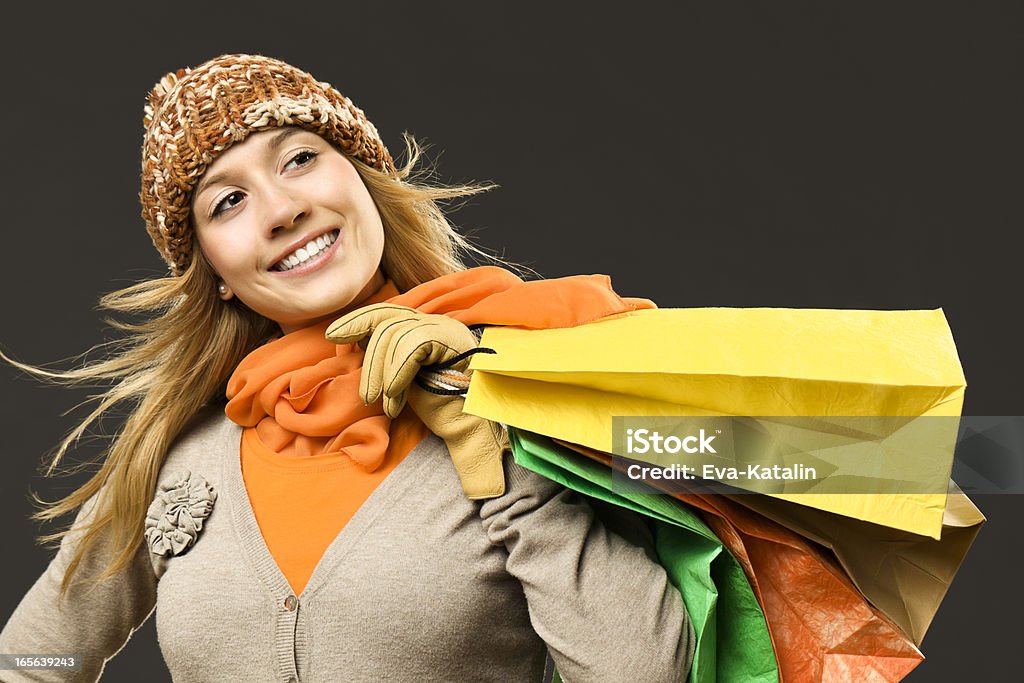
[3,133,523,594]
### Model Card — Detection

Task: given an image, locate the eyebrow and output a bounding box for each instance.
[194,127,307,199]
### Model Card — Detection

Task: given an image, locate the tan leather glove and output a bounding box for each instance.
[325,304,479,418]
[407,385,508,499]
[325,303,507,499]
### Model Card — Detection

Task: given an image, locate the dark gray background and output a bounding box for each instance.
[1,2,1020,680]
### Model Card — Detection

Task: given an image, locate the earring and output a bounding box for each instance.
[218,283,228,296]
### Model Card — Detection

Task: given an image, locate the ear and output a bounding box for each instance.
[218,282,234,301]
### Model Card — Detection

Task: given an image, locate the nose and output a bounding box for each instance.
[262,183,312,236]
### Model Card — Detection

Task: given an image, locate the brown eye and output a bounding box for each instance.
[285,150,318,170]
[212,191,245,217]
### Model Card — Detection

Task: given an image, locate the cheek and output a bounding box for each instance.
[196,232,252,280]
[360,215,386,269]
[351,193,385,255]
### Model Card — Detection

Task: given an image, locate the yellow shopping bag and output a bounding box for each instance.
[465,308,966,538]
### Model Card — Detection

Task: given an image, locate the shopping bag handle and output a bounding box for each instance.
[415,345,496,396]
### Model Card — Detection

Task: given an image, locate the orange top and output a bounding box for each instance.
[226,266,655,593]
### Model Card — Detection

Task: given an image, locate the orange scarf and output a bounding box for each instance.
[224,266,654,593]
[226,266,655,467]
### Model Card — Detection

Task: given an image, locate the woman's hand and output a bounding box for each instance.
[405,383,508,499]
[326,304,478,418]
[326,304,507,499]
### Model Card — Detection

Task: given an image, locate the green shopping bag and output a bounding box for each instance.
[510,428,779,683]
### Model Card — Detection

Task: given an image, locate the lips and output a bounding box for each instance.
[271,229,341,272]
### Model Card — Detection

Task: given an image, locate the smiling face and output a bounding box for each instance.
[191,127,386,334]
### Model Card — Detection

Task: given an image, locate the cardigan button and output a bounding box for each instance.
[284,595,298,611]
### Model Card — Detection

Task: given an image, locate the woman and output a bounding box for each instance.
[0,54,693,682]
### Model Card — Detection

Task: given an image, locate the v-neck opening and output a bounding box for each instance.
[221,418,443,600]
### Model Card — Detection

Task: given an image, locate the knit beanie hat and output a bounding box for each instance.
[140,54,396,276]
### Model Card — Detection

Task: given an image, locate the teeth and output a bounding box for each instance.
[274,230,338,271]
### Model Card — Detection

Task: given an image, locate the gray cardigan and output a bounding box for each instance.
[0,406,694,682]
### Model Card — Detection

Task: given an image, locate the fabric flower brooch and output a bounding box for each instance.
[145,470,217,557]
